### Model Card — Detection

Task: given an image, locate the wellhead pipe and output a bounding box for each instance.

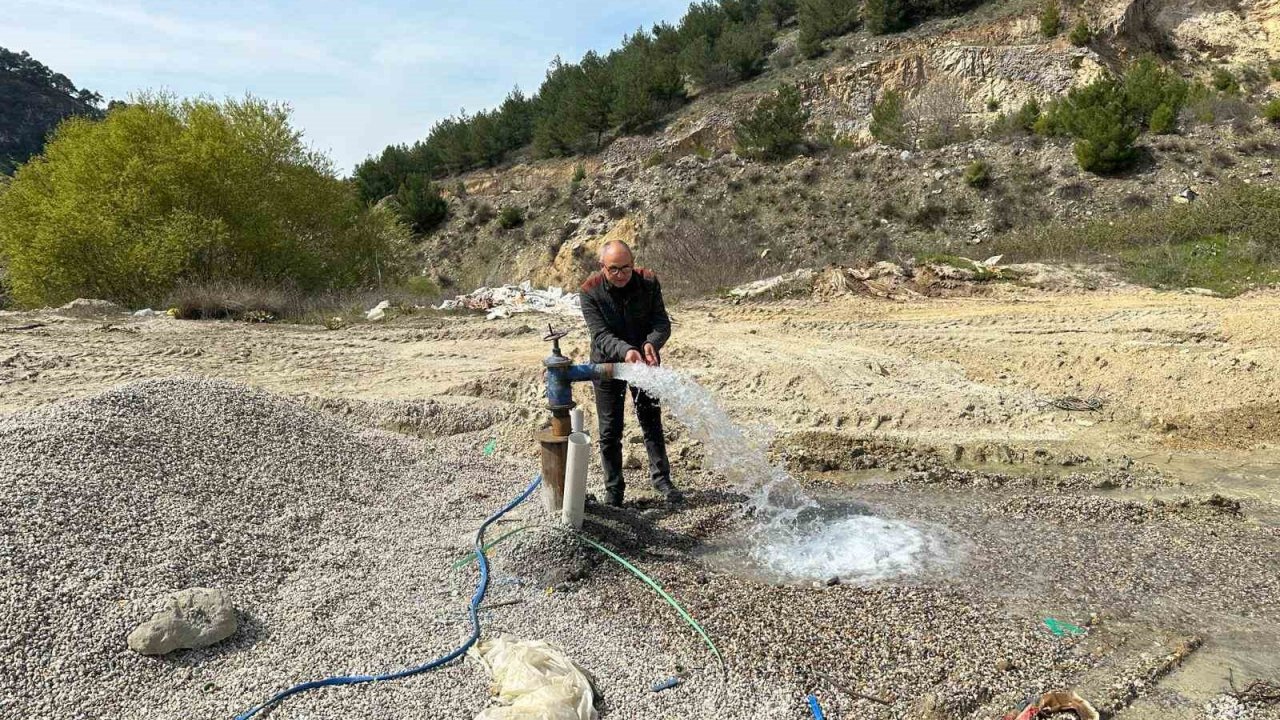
[562,432,590,529]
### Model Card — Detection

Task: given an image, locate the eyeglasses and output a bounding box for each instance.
[604,264,633,275]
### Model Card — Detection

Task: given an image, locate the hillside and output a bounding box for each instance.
[405,0,1280,296]
[0,47,103,175]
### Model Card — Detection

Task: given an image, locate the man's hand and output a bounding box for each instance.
[625,348,643,364]
[643,343,661,367]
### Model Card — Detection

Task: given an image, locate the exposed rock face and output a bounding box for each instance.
[126,588,238,656]
[1094,0,1278,63]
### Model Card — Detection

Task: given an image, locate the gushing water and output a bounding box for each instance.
[613,363,948,583]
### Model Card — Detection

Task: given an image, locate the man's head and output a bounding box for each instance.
[598,240,635,288]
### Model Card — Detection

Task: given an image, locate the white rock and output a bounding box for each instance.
[127,588,238,656]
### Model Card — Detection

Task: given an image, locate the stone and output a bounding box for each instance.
[127,588,238,656]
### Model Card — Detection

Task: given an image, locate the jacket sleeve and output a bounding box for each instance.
[645,277,672,350]
[581,289,637,361]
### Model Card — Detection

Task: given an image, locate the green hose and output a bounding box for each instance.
[450,526,528,570]
[579,536,725,672]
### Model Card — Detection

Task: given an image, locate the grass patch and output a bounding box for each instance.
[991,182,1280,296]
[916,253,999,280]
[1118,235,1280,296]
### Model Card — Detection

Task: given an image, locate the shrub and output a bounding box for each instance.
[571,163,586,183]
[0,94,408,308]
[964,160,993,188]
[1069,20,1091,46]
[870,89,910,149]
[1042,76,1141,173]
[1150,102,1178,134]
[1039,1,1061,38]
[1124,55,1189,129]
[644,151,666,168]
[735,84,810,160]
[497,206,525,229]
[1212,67,1240,95]
[1272,63,1280,82]
[395,175,448,234]
[640,206,782,300]
[910,78,973,149]
[986,97,1001,112]
[1264,98,1280,125]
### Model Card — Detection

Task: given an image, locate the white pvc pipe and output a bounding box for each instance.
[570,407,584,434]
[562,432,590,529]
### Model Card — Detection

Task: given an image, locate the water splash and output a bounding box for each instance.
[613,362,947,583]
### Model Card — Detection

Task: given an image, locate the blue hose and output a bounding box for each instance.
[233,474,544,720]
[807,694,826,720]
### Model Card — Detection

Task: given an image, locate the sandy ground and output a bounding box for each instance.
[3,284,1280,719]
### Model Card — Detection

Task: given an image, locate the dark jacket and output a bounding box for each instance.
[580,267,671,363]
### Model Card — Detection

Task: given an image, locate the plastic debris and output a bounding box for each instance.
[651,677,681,693]
[365,300,390,322]
[483,439,498,456]
[469,634,598,720]
[435,281,581,320]
[1043,618,1086,637]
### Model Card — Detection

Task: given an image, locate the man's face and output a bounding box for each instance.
[600,246,634,288]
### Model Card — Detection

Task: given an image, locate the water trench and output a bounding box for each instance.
[612,363,956,584]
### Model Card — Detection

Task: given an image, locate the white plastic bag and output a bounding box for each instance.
[470,635,598,720]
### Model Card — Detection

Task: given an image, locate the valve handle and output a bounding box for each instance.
[543,324,569,343]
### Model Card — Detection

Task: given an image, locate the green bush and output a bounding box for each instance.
[735,84,810,160]
[1123,55,1189,129]
[870,89,910,149]
[1265,98,1280,125]
[497,206,525,229]
[0,95,408,308]
[1150,102,1178,134]
[1069,20,1092,46]
[395,175,448,234]
[1212,67,1240,94]
[644,151,666,168]
[1271,63,1280,82]
[798,0,860,57]
[1039,1,1061,38]
[964,160,993,189]
[571,163,586,183]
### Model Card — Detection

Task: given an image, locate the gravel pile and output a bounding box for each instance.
[0,379,797,719]
[5,378,1278,720]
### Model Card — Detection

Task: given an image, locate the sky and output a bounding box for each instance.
[6,0,692,175]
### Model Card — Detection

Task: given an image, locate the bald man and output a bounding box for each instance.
[579,240,683,507]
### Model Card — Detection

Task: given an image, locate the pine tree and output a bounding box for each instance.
[735,83,809,160]
[798,0,860,57]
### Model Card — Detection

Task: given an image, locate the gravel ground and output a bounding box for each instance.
[3,378,1278,720]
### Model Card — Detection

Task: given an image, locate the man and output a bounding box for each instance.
[580,239,684,507]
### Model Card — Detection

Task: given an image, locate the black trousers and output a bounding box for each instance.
[593,377,671,495]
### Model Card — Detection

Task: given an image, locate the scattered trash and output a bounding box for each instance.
[1043,618,1087,637]
[436,282,581,320]
[132,308,160,317]
[483,439,498,456]
[651,676,681,693]
[1040,690,1100,720]
[1174,187,1199,204]
[807,695,826,719]
[469,634,598,720]
[365,300,390,322]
